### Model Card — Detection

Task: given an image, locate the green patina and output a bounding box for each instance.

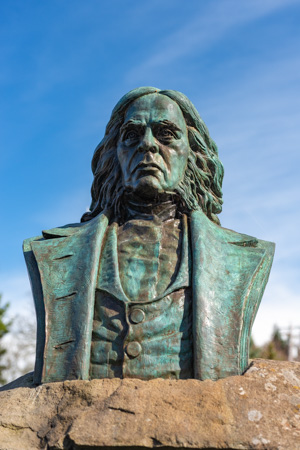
[23,87,275,384]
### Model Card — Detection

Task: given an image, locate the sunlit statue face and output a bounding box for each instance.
[117,93,190,200]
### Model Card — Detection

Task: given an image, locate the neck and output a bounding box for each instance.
[123,192,179,222]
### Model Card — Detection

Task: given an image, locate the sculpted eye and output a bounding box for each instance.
[124,130,139,140]
[157,128,174,139]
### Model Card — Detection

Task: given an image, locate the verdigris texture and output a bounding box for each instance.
[23,87,275,384]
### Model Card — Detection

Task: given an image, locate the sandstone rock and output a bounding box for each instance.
[0,359,299,449]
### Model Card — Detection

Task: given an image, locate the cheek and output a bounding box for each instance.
[167,148,189,184]
[170,144,189,166]
[117,145,138,183]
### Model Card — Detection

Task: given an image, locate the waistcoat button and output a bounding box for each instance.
[126,341,142,357]
[130,308,145,324]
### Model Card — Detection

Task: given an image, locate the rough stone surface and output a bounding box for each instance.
[0,359,300,450]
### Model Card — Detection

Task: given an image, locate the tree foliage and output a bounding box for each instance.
[250,326,289,361]
[0,295,12,385]
[2,312,36,383]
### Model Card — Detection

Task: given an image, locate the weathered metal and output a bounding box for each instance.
[23,87,275,384]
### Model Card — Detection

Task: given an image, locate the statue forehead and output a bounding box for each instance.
[123,93,186,129]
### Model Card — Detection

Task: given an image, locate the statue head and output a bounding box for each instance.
[82,87,224,224]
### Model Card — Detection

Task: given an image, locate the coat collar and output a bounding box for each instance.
[42,210,111,239]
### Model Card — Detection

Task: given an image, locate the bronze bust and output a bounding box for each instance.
[24,87,275,384]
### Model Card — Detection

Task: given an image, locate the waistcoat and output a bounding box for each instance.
[90,215,193,379]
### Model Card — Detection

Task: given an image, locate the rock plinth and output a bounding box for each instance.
[0,359,300,450]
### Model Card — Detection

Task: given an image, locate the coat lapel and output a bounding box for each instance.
[30,212,109,383]
[190,209,274,380]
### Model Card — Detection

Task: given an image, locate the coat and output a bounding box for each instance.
[23,208,275,384]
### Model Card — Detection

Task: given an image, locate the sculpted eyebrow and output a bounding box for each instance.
[155,120,182,132]
[120,120,144,133]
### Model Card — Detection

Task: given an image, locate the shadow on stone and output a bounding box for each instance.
[0,371,35,392]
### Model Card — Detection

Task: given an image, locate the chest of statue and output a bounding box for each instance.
[90,214,193,379]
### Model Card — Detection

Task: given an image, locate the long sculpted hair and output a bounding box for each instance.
[81,87,224,225]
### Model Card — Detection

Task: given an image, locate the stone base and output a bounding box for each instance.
[0,359,300,449]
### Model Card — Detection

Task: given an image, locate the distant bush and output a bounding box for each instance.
[0,295,12,385]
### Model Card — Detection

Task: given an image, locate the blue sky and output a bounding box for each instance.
[0,0,299,346]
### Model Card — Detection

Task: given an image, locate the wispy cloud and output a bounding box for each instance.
[125,0,298,83]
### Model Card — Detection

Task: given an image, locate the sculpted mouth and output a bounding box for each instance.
[133,162,163,175]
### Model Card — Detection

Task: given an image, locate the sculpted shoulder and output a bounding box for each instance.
[22,223,82,253]
[23,211,111,250]
[41,221,84,239]
[190,208,275,259]
[219,223,275,256]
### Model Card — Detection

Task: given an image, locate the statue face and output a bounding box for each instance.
[117,93,190,199]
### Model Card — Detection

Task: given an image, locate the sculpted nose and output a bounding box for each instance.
[137,128,159,153]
